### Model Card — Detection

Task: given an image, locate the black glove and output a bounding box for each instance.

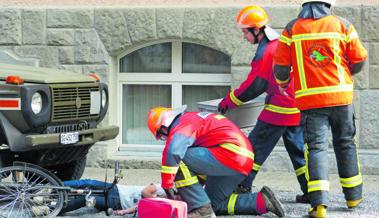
[218,99,229,115]
[164,188,177,200]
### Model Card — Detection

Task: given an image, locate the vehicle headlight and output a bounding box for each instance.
[31,92,43,114]
[101,89,107,108]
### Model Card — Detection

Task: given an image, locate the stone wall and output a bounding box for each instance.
[0,6,378,173]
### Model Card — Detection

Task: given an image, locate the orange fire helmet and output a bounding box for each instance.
[236,5,269,29]
[147,105,186,140]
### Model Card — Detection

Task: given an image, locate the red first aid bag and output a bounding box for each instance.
[138,197,187,218]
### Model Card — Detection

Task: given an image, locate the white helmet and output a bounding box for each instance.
[302,0,336,6]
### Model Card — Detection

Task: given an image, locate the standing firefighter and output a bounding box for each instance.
[147,106,285,217]
[218,5,308,202]
[273,0,368,217]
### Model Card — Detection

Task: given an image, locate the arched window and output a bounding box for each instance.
[117,41,231,155]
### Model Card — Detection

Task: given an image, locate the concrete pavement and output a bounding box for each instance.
[58,167,379,218]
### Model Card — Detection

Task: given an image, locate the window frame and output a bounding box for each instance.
[116,40,232,151]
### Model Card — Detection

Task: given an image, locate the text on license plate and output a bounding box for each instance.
[60,132,79,145]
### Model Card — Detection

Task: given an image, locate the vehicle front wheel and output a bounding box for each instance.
[50,157,87,180]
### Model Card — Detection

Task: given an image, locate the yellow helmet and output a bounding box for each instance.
[302,0,336,6]
[236,5,269,29]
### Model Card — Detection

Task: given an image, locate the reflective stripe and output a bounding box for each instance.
[332,38,346,85]
[175,176,199,188]
[295,41,307,90]
[253,163,261,171]
[220,143,254,160]
[305,143,309,181]
[264,104,300,114]
[295,166,307,176]
[346,30,358,42]
[230,91,243,106]
[214,115,225,120]
[308,180,330,192]
[227,193,238,215]
[279,34,292,46]
[198,175,207,181]
[161,165,179,174]
[340,174,363,188]
[295,84,353,98]
[275,77,290,85]
[179,162,192,179]
[292,32,346,42]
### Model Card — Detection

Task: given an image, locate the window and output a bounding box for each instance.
[117,41,231,152]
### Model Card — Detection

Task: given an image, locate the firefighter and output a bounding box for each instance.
[218,5,308,203]
[273,0,368,217]
[147,106,285,217]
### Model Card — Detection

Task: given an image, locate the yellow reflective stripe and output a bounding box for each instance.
[230,91,243,106]
[179,162,191,179]
[279,34,292,46]
[227,193,238,215]
[214,115,225,120]
[292,32,346,42]
[252,163,261,171]
[220,143,254,160]
[295,84,353,98]
[340,174,363,188]
[175,176,199,188]
[161,165,179,174]
[333,38,345,85]
[308,180,330,192]
[295,41,307,90]
[198,175,206,181]
[264,104,300,114]
[296,166,307,176]
[275,77,290,85]
[305,143,309,181]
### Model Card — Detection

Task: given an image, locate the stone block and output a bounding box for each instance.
[231,66,251,88]
[359,90,379,149]
[0,9,21,45]
[0,49,38,66]
[156,8,184,39]
[14,46,59,68]
[123,8,156,43]
[231,41,256,65]
[182,8,214,43]
[210,8,241,56]
[362,6,379,42]
[333,6,362,35]
[369,43,379,65]
[22,9,46,45]
[74,29,108,64]
[369,65,379,89]
[353,90,361,120]
[264,6,300,29]
[59,64,83,74]
[83,64,109,83]
[47,9,93,28]
[86,142,108,168]
[94,9,131,55]
[47,29,74,46]
[58,46,74,64]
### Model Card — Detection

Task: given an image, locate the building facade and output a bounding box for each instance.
[0,5,378,173]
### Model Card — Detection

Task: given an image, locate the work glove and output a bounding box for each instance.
[218,98,229,115]
[164,188,177,200]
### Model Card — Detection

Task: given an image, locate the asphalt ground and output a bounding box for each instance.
[59,168,379,218]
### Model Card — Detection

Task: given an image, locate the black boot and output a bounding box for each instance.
[188,204,216,218]
[296,194,310,204]
[260,186,285,217]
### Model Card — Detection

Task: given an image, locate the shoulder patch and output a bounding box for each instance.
[197,112,212,119]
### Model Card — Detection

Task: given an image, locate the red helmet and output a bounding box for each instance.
[147,106,186,140]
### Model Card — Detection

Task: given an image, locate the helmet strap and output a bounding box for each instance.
[248,27,264,44]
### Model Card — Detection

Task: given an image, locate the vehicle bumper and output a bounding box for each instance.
[14,125,119,152]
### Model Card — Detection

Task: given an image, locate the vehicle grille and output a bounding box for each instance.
[51,84,100,122]
[45,122,94,134]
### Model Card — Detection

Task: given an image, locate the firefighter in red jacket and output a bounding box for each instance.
[147,106,285,217]
[218,5,308,203]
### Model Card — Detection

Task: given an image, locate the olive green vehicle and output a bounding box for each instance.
[0,63,119,180]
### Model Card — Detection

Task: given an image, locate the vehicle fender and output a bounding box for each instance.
[0,112,26,150]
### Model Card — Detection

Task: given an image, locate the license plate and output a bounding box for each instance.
[60,132,79,145]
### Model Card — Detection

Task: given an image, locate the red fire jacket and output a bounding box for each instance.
[160,112,254,189]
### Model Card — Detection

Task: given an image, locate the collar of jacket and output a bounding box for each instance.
[253,36,270,61]
[298,2,332,19]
